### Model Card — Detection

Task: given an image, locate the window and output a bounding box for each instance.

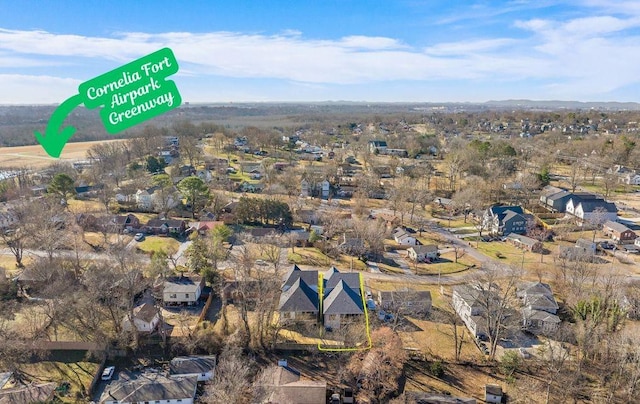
[185,293,190,298]
[170,293,177,298]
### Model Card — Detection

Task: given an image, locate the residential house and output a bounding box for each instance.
[238,181,263,193]
[278,266,364,330]
[485,384,503,404]
[258,361,327,404]
[0,202,18,229]
[544,190,573,213]
[300,179,311,197]
[190,221,225,237]
[517,281,560,335]
[603,220,637,244]
[565,195,617,225]
[338,234,365,255]
[452,285,495,339]
[505,233,543,253]
[393,228,417,246]
[575,238,597,255]
[247,227,277,240]
[376,213,401,227]
[99,374,198,404]
[196,169,212,183]
[321,179,330,199]
[403,392,476,404]
[323,280,364,329]
[145,219,187,236]
[279,278,319,322]
[135,187,179,212]
[433,197,454,211]
[539,186,569,212]
[170,356,217,382]
[377,289,432,314]
[122,303,160,333]
[281,265,319,292]
[135,189,154,211]
[368,140,388,153]
[483,205,528,235]
[221,280,261,304]
[0,382,56,404]
[110,214,141,233]
[163,274,204,306]
[408,245,439,262]
[622,173,640,185]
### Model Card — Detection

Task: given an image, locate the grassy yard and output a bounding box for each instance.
[67,199,104,213]
[414,252,480,276]
[19,361,100,403]
[399,317,484,363]
[287,247,368,271]
[136,236,180,254]
[475,241,530,266]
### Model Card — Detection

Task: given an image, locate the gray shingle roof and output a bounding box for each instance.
[133,303,158,323]
[323,280,364,315]
[323,269,361,292]
[282,265,318,291]
[279,278,319,313]
[170,356,217,376]
[100,374,197,403]
[604,220,633,233]
[164,275,202,294]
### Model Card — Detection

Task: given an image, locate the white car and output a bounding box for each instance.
[101,366,115,381]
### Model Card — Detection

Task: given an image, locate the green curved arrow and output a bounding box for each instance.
[34,93,83,158]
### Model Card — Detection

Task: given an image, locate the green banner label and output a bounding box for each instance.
[78,47,182,133]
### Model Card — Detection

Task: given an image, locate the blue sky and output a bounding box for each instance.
[1,0,639,103]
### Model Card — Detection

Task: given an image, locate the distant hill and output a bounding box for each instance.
[484,99,640,111]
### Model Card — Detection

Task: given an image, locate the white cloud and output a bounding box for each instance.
[0,74,80,104]
[0,15,640,102]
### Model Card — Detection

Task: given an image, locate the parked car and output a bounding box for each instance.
[101,366,115,381]
[366,299,376,310]
[134,233,145,242]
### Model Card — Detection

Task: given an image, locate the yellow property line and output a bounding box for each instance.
[318,272,372,352]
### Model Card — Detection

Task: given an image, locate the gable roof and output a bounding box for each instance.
[279,278,319,313]
[100,374,198,403]
[164,275,203,294]
[523,308,561,323]
[0,383,56,404]
[282,266,318,291]
[546,190,571,203]
[409,245,438,254]
[170,356,217,376]
[505,233,539,247]
[323,280,364,315]
[323,269,361,292]
[518,281,552,297]
[576,199,617,213]
[604,220,633,233]
[540,185,565,198]
[502,210,526,223]
[146,219,186,229]
[489,205,524,218]
[133,303,159,323]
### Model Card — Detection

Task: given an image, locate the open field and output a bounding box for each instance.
[0,139,125,169]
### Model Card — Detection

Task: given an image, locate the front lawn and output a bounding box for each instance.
[136,236,181,254]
